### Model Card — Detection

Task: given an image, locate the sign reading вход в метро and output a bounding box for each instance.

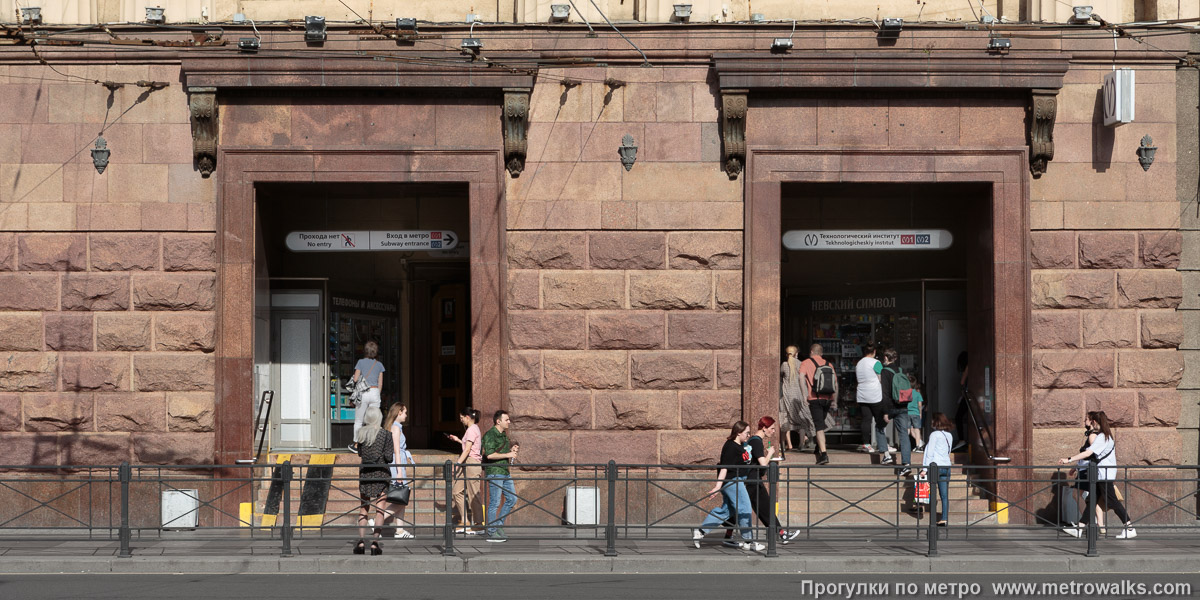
[285,230,459,252]
[782,229,953,251]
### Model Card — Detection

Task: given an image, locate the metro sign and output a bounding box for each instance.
[1102,68,1135,127]
[783,229,952,251]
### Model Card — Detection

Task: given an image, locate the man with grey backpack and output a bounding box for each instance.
[798,344,838,465]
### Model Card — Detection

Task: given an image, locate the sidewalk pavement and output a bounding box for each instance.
[2,530,1200,574]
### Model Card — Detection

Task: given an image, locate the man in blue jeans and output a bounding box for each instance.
[482,409,519,542]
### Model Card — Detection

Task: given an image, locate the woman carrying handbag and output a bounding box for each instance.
[383,403,414,539]
[354,407,392,555]
[1058,411,1136,540]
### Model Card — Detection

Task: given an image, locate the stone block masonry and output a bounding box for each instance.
[0,232,216,465]
[1031,230,1182,466]
[505,229,743,464]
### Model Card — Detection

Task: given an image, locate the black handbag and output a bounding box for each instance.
[386,483,411,506]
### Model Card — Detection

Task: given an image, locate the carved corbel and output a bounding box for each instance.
[188,86,218,178]
[721,89,748,179]
[1028,88,1057,178]
[502,88,531,177]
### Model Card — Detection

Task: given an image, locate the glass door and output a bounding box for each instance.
[270,290,327,450]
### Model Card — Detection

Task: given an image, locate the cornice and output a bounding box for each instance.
[713,51,1072,90]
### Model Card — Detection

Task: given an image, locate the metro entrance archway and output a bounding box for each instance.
[253,182,472,452]
[779,182,987,448]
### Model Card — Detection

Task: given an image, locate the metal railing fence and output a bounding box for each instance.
[0,461,1197,558]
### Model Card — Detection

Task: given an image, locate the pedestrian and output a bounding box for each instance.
[879,349,912,473]
[854,343,891,459]
[482,409,519,543]
[349,340,386,447]
[354,406,391,555]
[921,412,954,527]
[798,343,838,465]
[692,421,758,551]
[779,345,816,455]
[1058,411,1137,539]
[909,379,925,453]
[747,416,801,544]
[447,407,483,535]
[383,403,414,539]
[953,351,969,451]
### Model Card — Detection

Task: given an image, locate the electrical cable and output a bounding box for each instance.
[584,0,651,66]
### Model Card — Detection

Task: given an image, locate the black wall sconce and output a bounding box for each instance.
[1137,134,1156,171]
[618,134,637,171]
[91,136,110,174]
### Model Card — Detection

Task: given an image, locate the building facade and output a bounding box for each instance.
[0,1,1197,517]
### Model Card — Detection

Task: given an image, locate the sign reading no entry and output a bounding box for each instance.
[286,230,459,252]
[782,229,953,251]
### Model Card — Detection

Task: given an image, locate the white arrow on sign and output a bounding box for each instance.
[286,230,459,252]
[782,229,953,251]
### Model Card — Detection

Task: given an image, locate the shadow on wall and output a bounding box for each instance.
[1091,89,1115,172]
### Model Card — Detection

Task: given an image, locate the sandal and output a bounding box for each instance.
[353,539,365,554]
[370,541,382,556]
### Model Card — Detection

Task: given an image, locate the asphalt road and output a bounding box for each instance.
[1,573,1198,600]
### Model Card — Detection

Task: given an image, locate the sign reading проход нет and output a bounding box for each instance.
[782,229,953,251]
[285,230,459,252]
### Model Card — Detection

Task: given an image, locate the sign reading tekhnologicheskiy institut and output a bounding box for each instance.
[782,230,953,251]
[286,231,459,252]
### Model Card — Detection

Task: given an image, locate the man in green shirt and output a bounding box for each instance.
[482,409,519,542]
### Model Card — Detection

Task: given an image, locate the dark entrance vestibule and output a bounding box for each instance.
[253,182,472,453]
[780,182,992,447]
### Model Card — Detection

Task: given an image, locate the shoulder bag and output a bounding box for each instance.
[386,482,411,505]
[346,360,379,407]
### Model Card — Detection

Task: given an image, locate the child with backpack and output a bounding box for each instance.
[909,379,925,453]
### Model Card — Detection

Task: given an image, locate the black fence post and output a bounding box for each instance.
[1085,465,1098,557]
[118,462,131,558]
[605,461,618,557]
[927,464,938,558]
[280,460,293,558]
[766,461,779,558]
[443,461,456,556]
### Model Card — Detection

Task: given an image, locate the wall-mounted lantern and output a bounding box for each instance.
[1137,134,1157,171]
[91,136,110,174]
[618,134,637,171]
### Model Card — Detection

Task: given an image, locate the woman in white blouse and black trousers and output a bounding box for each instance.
[1058,411,1136,540]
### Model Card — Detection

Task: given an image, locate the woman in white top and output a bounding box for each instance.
[1057,411,1136,539]
[383,403,414,540]
[920,412,955,527]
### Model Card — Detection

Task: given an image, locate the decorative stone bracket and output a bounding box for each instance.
[503,88,531,178]
[721,89,748,179]
[1028,88,1057,178]
[188,86,218,178]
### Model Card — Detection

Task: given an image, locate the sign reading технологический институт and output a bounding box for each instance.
[782,229,953,251]
[285,231,459,252]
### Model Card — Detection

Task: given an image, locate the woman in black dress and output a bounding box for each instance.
[355,406,392,555]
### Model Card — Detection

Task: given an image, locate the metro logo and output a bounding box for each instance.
[900,235,915,245]
[915,234,931,244]
[431,231,442,239]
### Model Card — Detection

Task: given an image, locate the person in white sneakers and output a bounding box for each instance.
[1058,411,1136,540]
[693,422,762,552]
[854,344,892,462]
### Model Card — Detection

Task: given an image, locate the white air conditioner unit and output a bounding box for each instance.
[1102,68,1135,126]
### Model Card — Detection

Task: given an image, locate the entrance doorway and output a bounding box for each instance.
[780,182,989,446]
[253,183,471,452]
